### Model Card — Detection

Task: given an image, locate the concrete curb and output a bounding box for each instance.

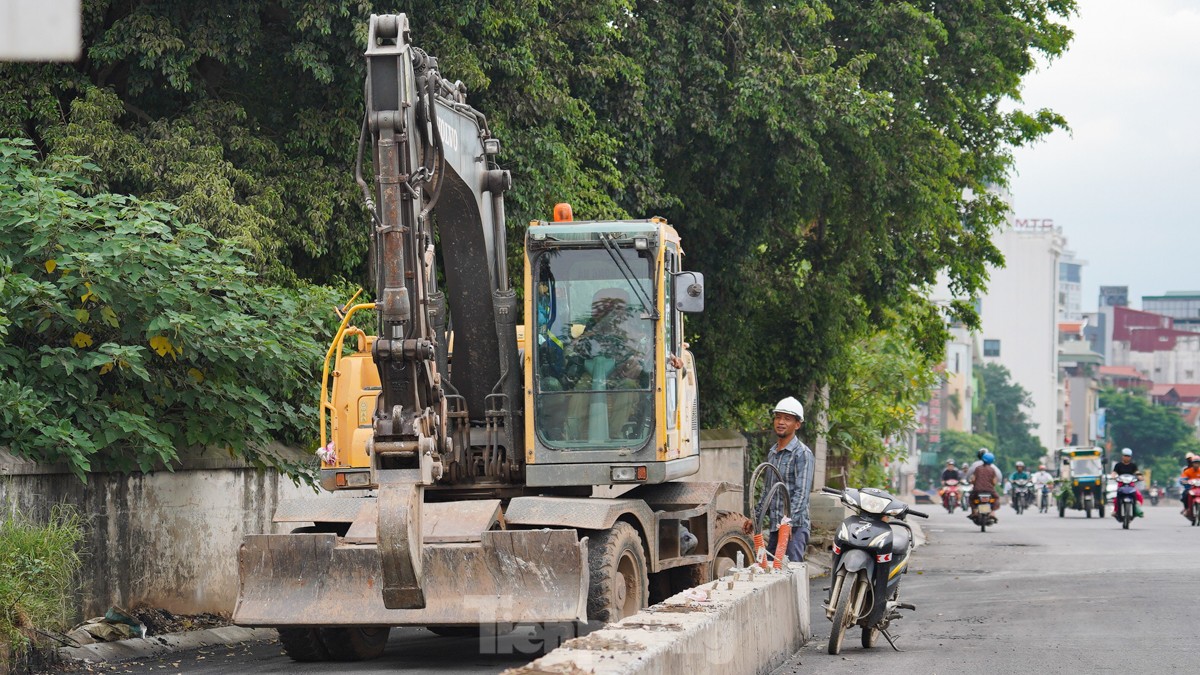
[503,563,810,675]
[58,626,275,664]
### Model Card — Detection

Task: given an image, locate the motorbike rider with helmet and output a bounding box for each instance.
[1008,461,1032,511]
[1031,463,1054,505]
[965,447,989,479]
[1110,447,1144,518]
[1180,456,1200,515]
[941,459,962,482]
[940,459,963,509]
[1009,461,1031,482]
[966,452,1003,522]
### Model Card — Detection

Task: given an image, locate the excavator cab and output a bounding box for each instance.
[523,213,705,487]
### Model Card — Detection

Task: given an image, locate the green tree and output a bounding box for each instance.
[614,0,1075,426]
[1099,387,1193,478]
[939,429,999,470]
[0,138,337,478]
[0,1,1079,453]
[824,304,941,487]
[973,363,1046,469]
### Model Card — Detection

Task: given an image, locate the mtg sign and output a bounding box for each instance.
[1012,218,1055,230]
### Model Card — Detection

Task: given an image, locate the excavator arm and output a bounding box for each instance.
[360,14,522,485]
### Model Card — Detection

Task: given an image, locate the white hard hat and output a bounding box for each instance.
[1121,447,1133,456]
[772,396,804,422]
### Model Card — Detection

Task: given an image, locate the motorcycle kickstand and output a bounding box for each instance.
[879,628,901,652]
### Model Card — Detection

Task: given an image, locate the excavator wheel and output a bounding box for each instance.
[587,521,649,624]
[317,626,390,661]
[277,627,329,662]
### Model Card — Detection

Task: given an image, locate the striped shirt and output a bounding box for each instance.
[757,435,815,533]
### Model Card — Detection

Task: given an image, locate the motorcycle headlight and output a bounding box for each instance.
[858,492,892,514]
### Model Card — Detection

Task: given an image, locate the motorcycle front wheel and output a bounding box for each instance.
[828,571,865,655]
[862,625,879,649]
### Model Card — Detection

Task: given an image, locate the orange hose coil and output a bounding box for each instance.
[753,532,766,568]
[772,522,792,569]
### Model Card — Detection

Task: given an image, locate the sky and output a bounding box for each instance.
[1007,0,1200,312]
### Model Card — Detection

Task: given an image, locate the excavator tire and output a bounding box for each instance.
[587,521,649,624]
[277,627,330,662]
[317,626,390,661]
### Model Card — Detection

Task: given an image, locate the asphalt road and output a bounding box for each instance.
[62,500,1197,674]
[777,500,1198,674]
[59,625,573,673]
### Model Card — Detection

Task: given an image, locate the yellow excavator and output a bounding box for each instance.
[232,14,752,661]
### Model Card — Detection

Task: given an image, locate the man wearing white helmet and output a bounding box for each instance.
[1110,447,1144,518]
[746,396,815,562]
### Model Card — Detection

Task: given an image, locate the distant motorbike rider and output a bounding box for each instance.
[1110,447,1144,517]
[965,447,989,479]
[1031,463,1054,509]
[1031,464,1054,487]
[940,459,963,508]
[941,459,962,483]
[966,452,1003,521]
[1008,461,1032,510]
[1180,456,1200,515]
[1009,461,1031,482]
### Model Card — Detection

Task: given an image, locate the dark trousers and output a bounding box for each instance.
[767,527,808,563]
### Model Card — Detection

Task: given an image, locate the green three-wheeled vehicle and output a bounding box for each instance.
[1056,447,1108,518]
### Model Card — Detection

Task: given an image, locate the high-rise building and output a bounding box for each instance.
[1142,292,1200,332]
[978,221,1064,455]
[1094,285,1129,363]
[1057,251,1085,321]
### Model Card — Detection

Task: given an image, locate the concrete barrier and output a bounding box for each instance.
[504,564,809,675]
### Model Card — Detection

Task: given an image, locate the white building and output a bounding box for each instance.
[1058,250,1085,321]
[978,223,1064,455]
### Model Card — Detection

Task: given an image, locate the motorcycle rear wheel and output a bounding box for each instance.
[828,571,865,655]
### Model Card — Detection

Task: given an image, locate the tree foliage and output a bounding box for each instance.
[940,429,999,469]
[0,1,1078,470]
[1099,387,1194,483]
[825,303,942,487]
[972,362,1047,469]
[0,139,336,478]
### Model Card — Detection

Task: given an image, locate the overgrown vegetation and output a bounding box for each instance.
[0,504,84,669]
[1100,387,1198,485]
[0,139,339,478]
[971,363,1048,470]
[0,1,1079,476]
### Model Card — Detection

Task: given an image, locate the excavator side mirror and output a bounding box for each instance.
[673,271,704,313]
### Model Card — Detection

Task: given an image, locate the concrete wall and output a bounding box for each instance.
[3,436,746,619]
[0,446,312,619]
[506,564,809,675]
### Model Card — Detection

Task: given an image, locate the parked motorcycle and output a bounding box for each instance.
[822,486,928,655]
[969,491,998,532]
[941,479,962,514]
[1010,479,1034,515]
[1114,474,1138,529]
[1184,478,1200,526]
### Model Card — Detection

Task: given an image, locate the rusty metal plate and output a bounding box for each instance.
[273,497,370,523]
[233,529,587,627]
[622,481,739,510]
[504,496,653,531]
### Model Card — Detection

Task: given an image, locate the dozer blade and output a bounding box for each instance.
[233,529,588,627]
